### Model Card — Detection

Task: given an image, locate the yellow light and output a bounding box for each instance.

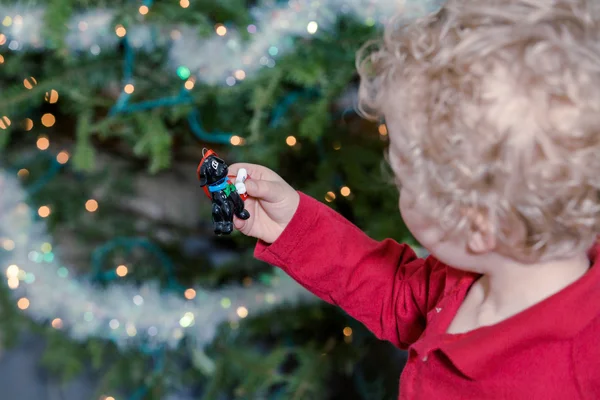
[325,191,336,202]
[115,25,127,37]
[230,135,242,146]
[124,84,134,94]
[184,288,196,300]
[41,243,52,253]
[216,24,227,36]
[286,136,297,146]
[23,77,37,89]
[7,277,19,289]
[234,70,246,80]
[180,0,190,7]
[17,298,29,310]
[0,116,11,129]
[0,55,4,64]
[378,124,388,135]
[23,118,33,131]
[2,16,12,27]
[56,151,70,164]
[116,265,128,277]
[17,169,29,178]
[184,79,194,90]
[37,136,50,150]
[139,5,149,15]
[85,199,98,212]
[0,34,6,45]
[6,265,19,278]
[343,326,353,336]
[307,21,318,34]
[52,318,63,329]
[236,306,248,318]
[105,397,115,400]
[340,186,351,197]
[3,239,15,251]
[41,113,56,127]
[38,206,51,218]
[45,89,59,104]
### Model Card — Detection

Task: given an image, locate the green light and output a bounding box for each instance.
[177,66,191,80]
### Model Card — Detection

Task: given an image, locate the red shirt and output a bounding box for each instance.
[255,193,600,399]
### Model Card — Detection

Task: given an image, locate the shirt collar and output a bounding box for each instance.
[437,242,600,380]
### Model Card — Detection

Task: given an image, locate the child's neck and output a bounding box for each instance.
[472,252,591,321]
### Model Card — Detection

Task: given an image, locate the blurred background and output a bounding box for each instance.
[0,0,439,399]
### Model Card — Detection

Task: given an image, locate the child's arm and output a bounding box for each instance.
[255,192,448,348]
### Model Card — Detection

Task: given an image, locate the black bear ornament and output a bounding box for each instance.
[197,149,250,235]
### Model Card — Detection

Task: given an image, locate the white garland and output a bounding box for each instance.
[0,168,315,350]
[0,0,443,84]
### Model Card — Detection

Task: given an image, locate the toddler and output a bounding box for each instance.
[230,0,600,398]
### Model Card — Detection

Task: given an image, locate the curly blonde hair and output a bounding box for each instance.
[357,0,600,262]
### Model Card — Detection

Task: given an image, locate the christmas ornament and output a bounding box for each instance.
[197,149,250,235]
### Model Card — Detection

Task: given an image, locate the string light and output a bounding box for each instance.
[85,199,98,212]
[325,191,336,202]
[56,151,69,164]
[343,326,353,336]
[236,306,249,318]
[220,297,231,308]
[6,264,19,278]
[116,265,128,277]
[184,79,194,90]
[51,318,63,329]
[0,34,5,45]
[41,113,55,127]
[7,277,19,289]
[36,136,50,150]
[234,70,246,80]
[0,116,11,129]
[45,89,59,103]
[2,239,15,251]
[230,135,242,146]
[17,169,29,179]
[378,124,388,135]
[139,5,149,15]
[184,289,196,300]
[23,118,33,131]
[340,186,351,197]
[115,25,126,37]
[38,206,51,218]
[215,24,227,36]
[286,136,297,146]
[307,21,318,34]
[23,77,37,89]
[17,297,30,310]
[2,16,12,26]
[0,54,4,64]
[180,0,190,7]
[124,84,134,94]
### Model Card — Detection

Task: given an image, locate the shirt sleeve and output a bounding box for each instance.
[254,192,448,349]
[572,319,600,399]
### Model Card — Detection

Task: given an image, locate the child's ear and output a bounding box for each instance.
[467,212,496,254]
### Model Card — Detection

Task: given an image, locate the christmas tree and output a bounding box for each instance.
[0,0,439,398]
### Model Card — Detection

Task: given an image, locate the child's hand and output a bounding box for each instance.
[228,163,300,244]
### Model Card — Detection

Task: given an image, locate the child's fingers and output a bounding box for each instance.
[244,179,287,203]
[228,163,282,182]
